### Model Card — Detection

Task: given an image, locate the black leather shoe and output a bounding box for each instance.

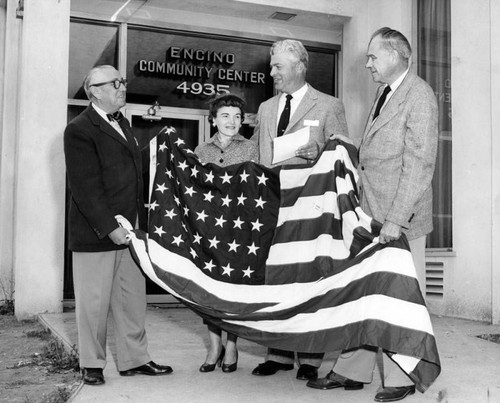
[251,360,294,376]
[119,361,173,376]
[82,368,104,385]
[296,364,318,381]
[374,386,415,402]
[306,370,364,390]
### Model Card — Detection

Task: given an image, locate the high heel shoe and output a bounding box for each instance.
[222,351,238,373]
[199,346,225,373]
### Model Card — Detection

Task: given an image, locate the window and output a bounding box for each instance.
[418,0,452,249]
[68,19,119,99]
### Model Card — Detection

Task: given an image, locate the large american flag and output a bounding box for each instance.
[123,126,441,392]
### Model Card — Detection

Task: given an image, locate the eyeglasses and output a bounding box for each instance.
[89,78,127,89]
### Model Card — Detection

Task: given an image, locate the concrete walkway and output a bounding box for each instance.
[39,305,500,403]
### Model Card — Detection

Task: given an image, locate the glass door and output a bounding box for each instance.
[125,105,208,301]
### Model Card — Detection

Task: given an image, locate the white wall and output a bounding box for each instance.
[0,0,20,306]
[13,0,70,318]
[492,0,500,324]
[444,0,495,321]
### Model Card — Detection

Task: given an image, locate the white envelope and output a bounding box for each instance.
[272,126,310,164]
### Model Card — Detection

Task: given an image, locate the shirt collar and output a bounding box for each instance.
[281,83,308,104]
[91,103,111,121]
[208,133,246,146]
[388,67,410,92]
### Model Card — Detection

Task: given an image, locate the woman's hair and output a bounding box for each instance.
[208,93,246,124]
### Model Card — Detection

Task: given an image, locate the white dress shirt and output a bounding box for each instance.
[374,67,410,120]
[92,103,127,141]
[276,83,309,132]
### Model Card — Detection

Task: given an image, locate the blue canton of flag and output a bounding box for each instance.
[147,126,279,285]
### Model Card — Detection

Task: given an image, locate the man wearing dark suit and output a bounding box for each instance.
[64,65,172,385]
[306,28,438,402]
[251,39,349,381]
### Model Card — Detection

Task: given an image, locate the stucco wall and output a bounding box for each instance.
[13,0,69,318]
[0,0,19,306]
[445,0,495,321]
[492,0,500,325]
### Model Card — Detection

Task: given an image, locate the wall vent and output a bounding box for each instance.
[269,12,297,21]
[426,261,444,298]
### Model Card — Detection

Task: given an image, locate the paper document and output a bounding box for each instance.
[272,126,310,164]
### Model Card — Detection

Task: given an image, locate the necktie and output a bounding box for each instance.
[107,111,134,145]
[373,85,391,120]
[106,111,124,122]
[277,94,293,137]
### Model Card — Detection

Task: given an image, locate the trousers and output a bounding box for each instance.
[73,249,150,371]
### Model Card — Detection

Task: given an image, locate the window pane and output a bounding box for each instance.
[418,0,452,249]
[68,19,119,99]
[126,26,337,113]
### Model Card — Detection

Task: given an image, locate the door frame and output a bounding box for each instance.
[125,103,210,204]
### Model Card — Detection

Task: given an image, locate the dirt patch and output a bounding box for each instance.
[0,314,81,403]
[477,333,500,344]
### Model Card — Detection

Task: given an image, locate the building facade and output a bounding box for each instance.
[1,0,499,323]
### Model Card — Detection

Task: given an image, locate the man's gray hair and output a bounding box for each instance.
[270,39,309,70]
[82,65,115,100]
[371,27,412,62]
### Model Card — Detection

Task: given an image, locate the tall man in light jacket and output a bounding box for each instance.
[307,28,438,403]
[251,39,349,381]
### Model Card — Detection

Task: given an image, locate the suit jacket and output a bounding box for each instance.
[358,71,438,240]
[64,105,147,252]
[253,85,349,167]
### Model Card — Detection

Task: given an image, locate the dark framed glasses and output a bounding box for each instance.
[90,78,127,89]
